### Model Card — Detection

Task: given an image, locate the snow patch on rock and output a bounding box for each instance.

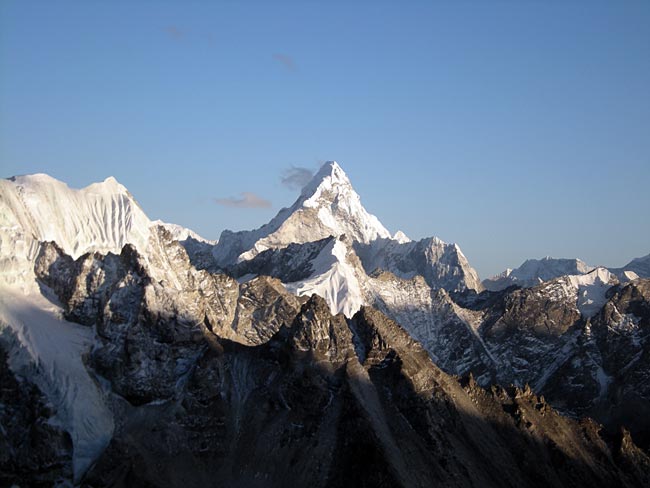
[285,237,364,317]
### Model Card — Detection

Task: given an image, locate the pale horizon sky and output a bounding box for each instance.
[1,1,649,278]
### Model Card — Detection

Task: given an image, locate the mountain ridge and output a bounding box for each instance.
[1,166,649,485]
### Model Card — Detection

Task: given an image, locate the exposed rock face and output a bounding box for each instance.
[1,237,648,486]
[215,221,650,451]
[447,277,650,452]
[588,280,650,448]
[229,237,334,284]
[231,275,306,344]
[363,270,497,384]
[355,236,483,293]
[34,230,303,407]
[81,294,649,487]
[350,308,650,488]
[2,170,650,486]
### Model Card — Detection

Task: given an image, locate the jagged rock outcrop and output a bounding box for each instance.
[588,280,650,448]
[2,170,650,486]
[78,291,650,487]
[1,233,648,486]
[355,236,483,293]
[448,277,650,452]
[33,231,303,406]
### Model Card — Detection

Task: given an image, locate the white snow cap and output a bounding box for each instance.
[217,160,393,264]
[393,230,411,244]
[299,160,391,241]
[300,161,349,197]
[0,174,154,287]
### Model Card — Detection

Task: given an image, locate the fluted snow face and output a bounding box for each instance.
[0,174,151,285]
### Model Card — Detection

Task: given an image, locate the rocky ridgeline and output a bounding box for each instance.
[1,167,649,486]
[1,236,647,487]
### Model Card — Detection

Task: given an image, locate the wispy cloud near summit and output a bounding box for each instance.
[213,192,272,209]
[281,166,313,190]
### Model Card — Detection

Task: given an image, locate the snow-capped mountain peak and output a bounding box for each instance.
[483,256,595,291]
[213,161,391,265]
[393,230,411,244]
[611,253,650,280]
[0,174,154,287]
[300,161,349,199]
[296,160,390,242]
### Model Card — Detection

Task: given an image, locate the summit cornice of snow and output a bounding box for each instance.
[212,161,392,265]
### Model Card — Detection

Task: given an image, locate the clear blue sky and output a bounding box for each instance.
[1,1,649,278]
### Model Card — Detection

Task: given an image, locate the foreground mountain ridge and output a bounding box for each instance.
[1,164,649,486]
[3,229,648,486]
[181,163,650,445]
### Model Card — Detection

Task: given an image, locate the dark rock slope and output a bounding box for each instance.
[447,278,650,453]
[0,343,73,486]
[83,298,649,487]
[6,239,648,487]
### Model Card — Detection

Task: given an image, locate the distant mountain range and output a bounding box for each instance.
[483,255,648,291]
[1,163,648,487]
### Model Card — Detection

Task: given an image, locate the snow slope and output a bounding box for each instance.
[152,220,215,244]
[568,267,619,317]
[610,254,650,280]
[0,174,151,286]
[0,285,114,481]
[285,236,365,317]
